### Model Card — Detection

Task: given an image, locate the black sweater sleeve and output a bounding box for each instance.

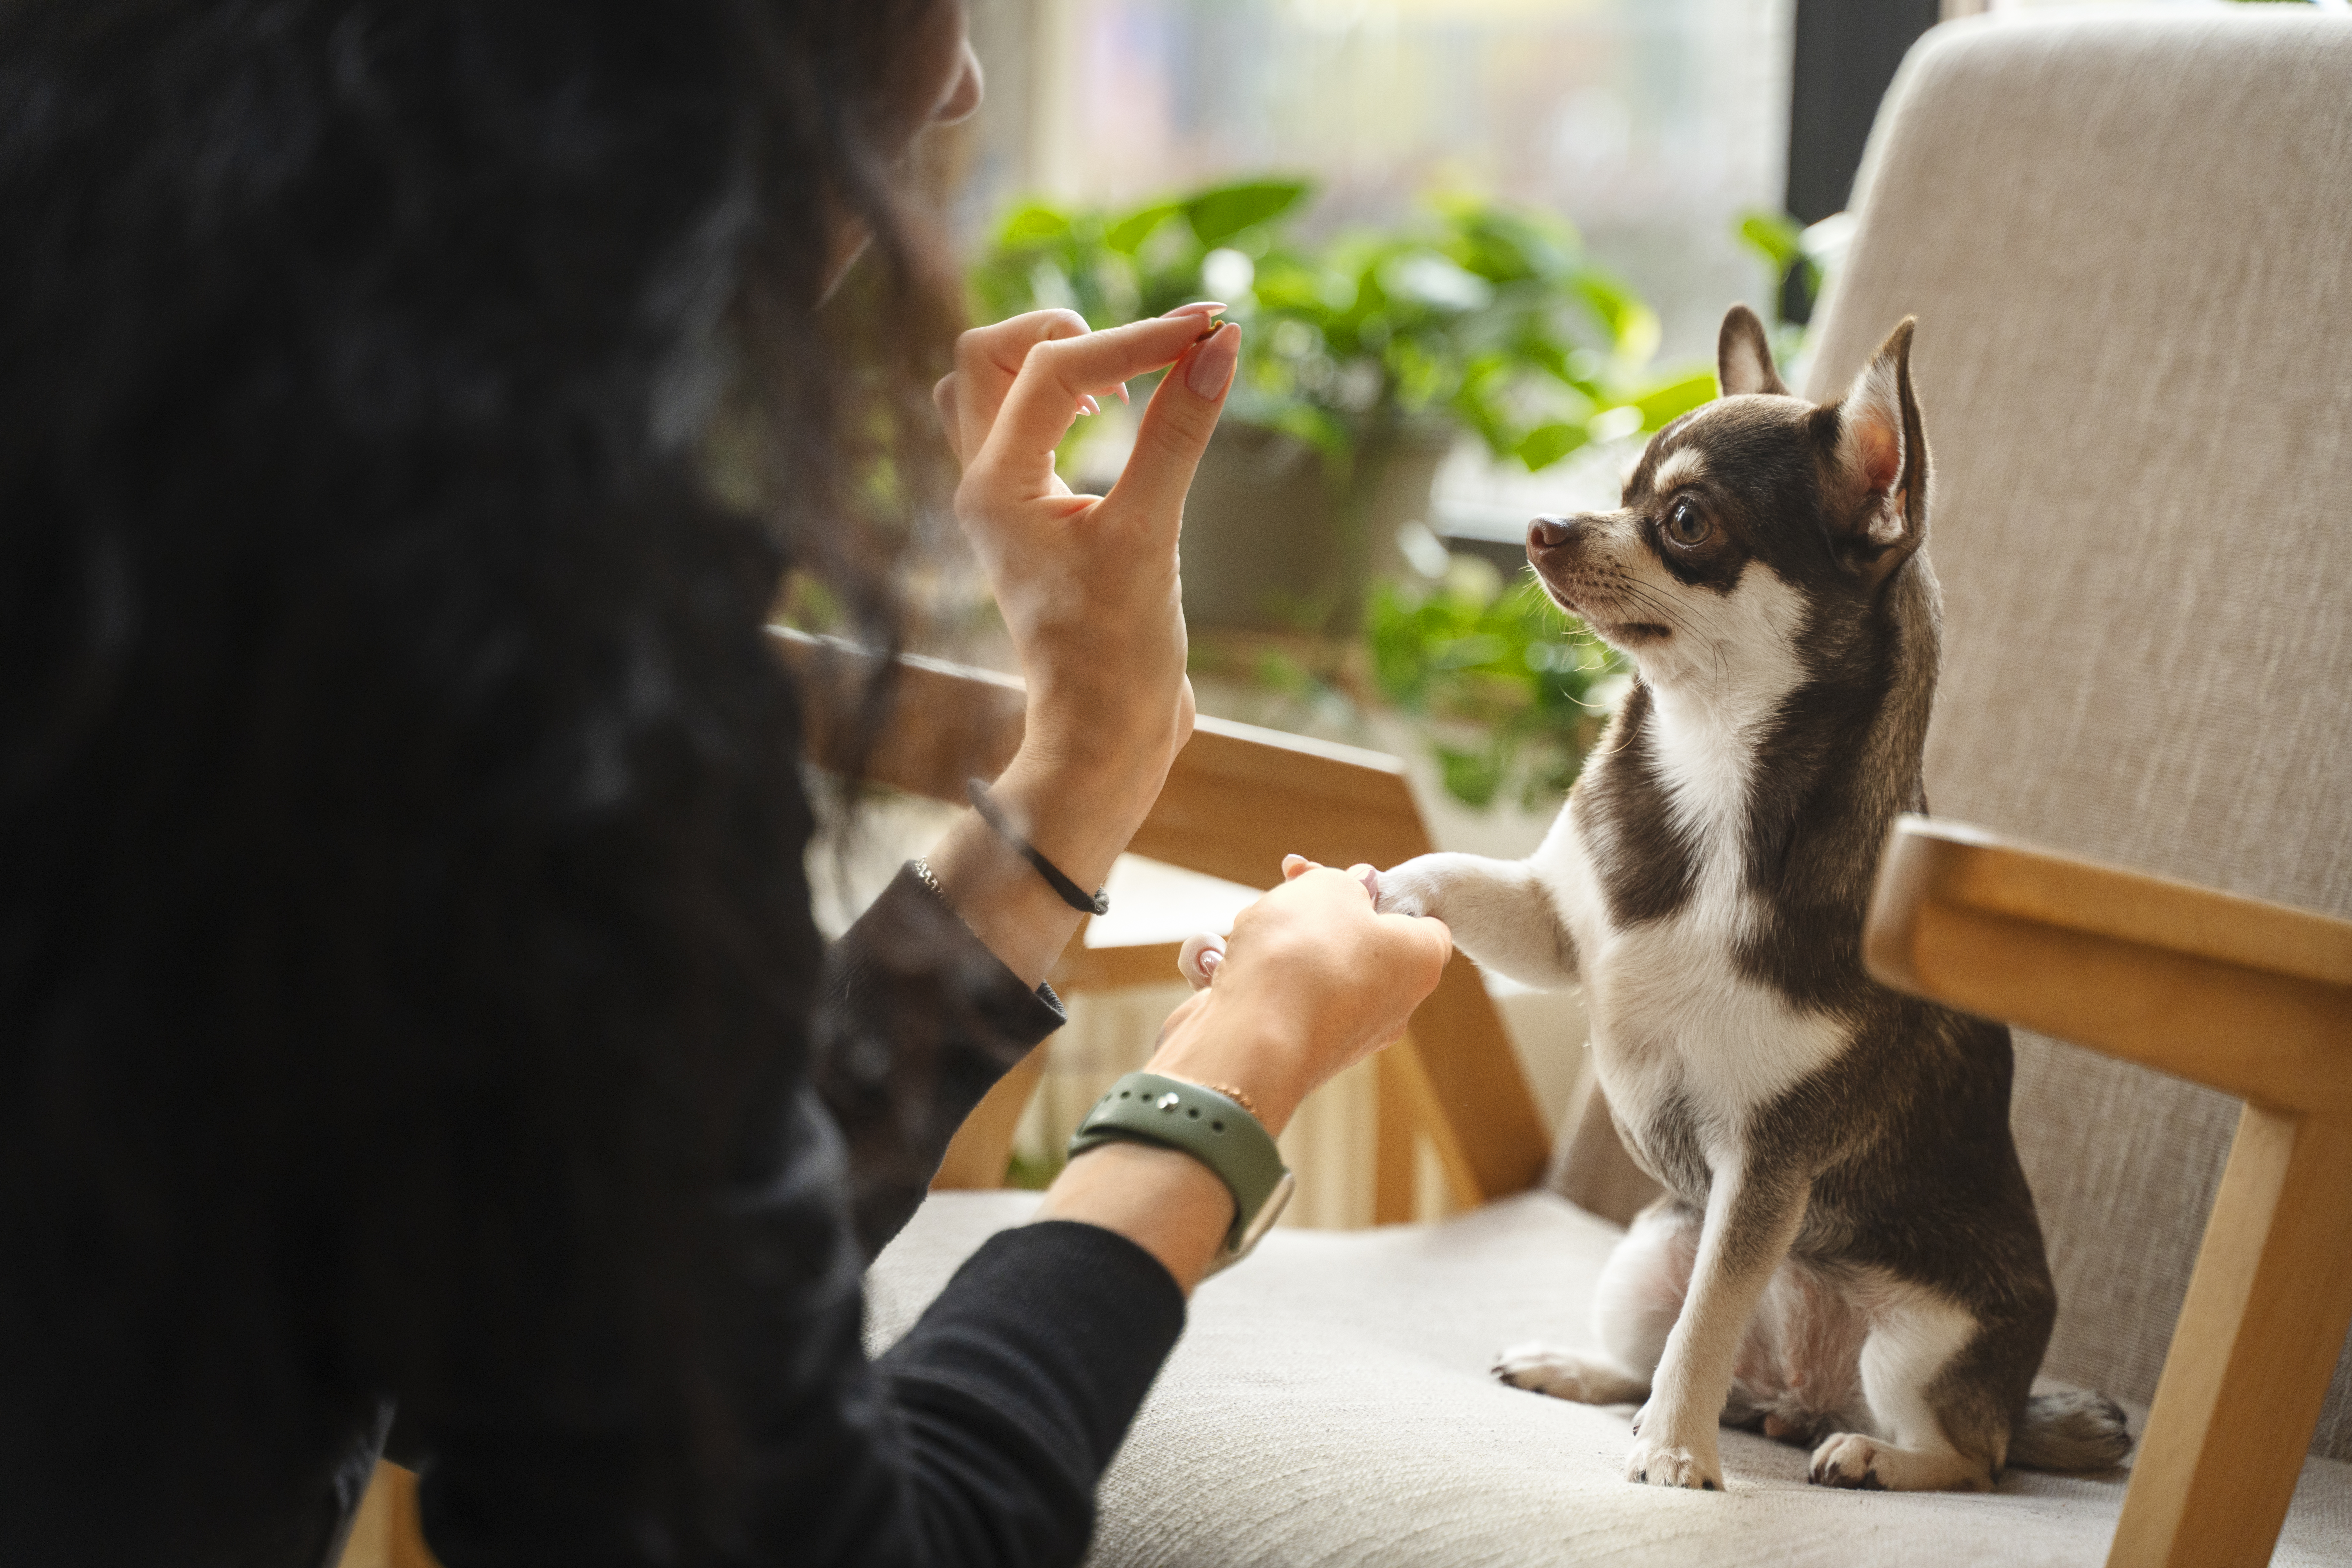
[414,1093,1183,1568]
[410,870,1176,1568]
[814,865,1068,1260]
[870,1223,1186,1565]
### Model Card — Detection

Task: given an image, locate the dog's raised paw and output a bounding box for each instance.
[1808,1433,1889,1491]
[1372,876,1424,920]
[1491,1343,1647,1405]
[1626,1437,1723,1491]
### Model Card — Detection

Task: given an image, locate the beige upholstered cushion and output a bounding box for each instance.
[868,1192,2352,1565]
[1799,7,2352,1460]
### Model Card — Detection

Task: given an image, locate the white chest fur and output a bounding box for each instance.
[1534,572,1850,1168]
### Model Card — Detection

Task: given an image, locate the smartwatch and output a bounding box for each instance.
[1066,1071,1296,1275]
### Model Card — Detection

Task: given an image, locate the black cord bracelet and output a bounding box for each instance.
[965,777,1110,916]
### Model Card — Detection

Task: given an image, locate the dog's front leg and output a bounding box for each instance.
[1627,1165,1809,1491]
[1372,852,1578,989]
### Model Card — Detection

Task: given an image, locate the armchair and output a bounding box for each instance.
[867,9,2352,1567]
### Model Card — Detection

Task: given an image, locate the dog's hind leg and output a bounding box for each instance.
[1808,1291,2001,1493]
[1494,1200,1694,1403]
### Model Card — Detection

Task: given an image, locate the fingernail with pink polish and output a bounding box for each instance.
[1078,394,1101,417]
[1198,947,1222,976]
[1361,867,1381,902]
[1162,300,1227,321]
[1185,322,1239,399]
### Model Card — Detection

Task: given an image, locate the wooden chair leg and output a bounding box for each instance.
[385,1464,441,1568]
[335,1463,440,1568]
[2108,1106,2352,1568]
[333,1462,397,1568]
[1396,955,1549,1204]
[1374,1049,1417,1224]
[1375,1031,1486,1218]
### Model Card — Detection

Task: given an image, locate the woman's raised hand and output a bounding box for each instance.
[915,307,1237,993]
[1150,857,1454,1137]
[934,306,1237,824]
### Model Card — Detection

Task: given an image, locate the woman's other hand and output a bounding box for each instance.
[1037,858,1449,1292]
[1150,858,1453,1136]
[934,306,1236,826]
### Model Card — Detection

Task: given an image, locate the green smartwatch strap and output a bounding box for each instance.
[1066,1072,1295,1268]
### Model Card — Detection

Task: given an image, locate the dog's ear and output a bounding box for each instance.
[1822,317,1929,582]
[1717,304,1789,397]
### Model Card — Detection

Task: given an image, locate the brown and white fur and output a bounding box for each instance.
[1373,308,2129,1493]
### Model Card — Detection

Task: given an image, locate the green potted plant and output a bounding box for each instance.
[970,179,1715,633]
[1366,560,1630,808]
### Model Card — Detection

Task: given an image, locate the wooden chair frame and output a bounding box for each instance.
[1866,814,2352,1568]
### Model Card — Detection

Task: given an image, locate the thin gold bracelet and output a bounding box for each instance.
[1194,1081,1259,1117]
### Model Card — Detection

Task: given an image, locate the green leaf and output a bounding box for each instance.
[1437,745,1504,808]
[1736,210,1805,273]
[1628,369,1719,430]
[1518,421,1590,471]
[1183,179,1311,247]
[1733,209,1820,314]
[1105,202,1182,255]
[997,202,1073,247]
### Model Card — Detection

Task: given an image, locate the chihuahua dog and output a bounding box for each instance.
[1373,307,2129,1493]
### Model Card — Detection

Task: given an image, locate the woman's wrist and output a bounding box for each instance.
[913,729,1173,991]
[1037,1139,1233,1295]
[987,734,1169,891]
[1146,994,1313,1138]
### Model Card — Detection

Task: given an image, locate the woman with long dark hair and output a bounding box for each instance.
[0,2,1451,1563]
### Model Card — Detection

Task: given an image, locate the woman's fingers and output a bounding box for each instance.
[1279,855,1376,904]
[972,314,1227,491]
[947,303,1219,471]
[1178,932,1225,991]
[950,309,1091,458]
[1105,321,1238,538]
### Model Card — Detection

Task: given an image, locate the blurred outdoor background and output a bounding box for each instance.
[808,0,2283,1225]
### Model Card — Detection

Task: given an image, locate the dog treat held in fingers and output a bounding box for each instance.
[1377,305,2130,1495]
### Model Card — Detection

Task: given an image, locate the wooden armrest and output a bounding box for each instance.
[1864,815,2352,1122]
[1870,818,2352,1567]
[775,627,1432,880]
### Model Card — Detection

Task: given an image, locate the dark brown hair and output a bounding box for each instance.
[0,0,962,1550]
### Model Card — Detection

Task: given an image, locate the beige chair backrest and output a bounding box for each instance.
[1800,9,2352,1458]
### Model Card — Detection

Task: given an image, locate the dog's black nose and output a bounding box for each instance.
[1528,514,1577,552]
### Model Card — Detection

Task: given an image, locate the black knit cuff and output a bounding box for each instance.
[880,1220,1187,1476]
[815,866,1068,1259]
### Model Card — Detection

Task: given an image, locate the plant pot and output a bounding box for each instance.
[1180,420,1455,634]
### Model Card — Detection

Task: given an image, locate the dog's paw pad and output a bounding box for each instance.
[1626,1439,1722,1491]
[1808,1433,1889,1491]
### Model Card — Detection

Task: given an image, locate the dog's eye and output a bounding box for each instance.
[1665,501,1710,547]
